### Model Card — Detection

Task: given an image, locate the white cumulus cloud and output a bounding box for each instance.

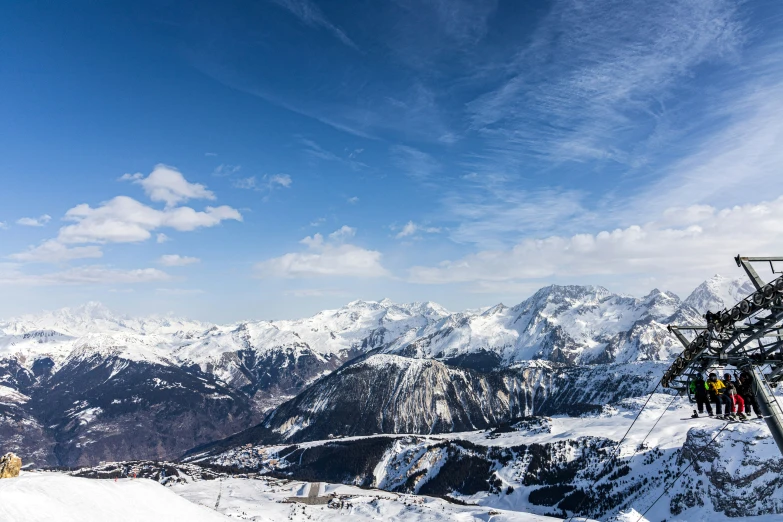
[57,196,241,244]
[267,173,293,188]
[256,227,388,279]
[16,214,52,227]
[328,225,356,241]
[121,164,215,207]
[159,254,200,267]
[408,196,783,296]
[395,221,441,239]
[396,221,418,238]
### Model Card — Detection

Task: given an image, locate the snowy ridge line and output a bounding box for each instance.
[0,275,753,374]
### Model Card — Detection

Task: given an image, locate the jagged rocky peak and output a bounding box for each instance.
[482,303,507,316]
[683,274,756,314]
[510,284,614,315]
[640,288,682,320]
[533,283,613,301]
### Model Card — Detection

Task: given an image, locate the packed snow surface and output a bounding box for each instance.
[0,472,563,522]
[172,477,564,522]
[0,472,229,522]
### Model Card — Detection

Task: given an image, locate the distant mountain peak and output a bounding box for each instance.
[482,303,507,316]
[684,274,755,315]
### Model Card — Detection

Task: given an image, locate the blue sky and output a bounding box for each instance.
[2,0,783,321]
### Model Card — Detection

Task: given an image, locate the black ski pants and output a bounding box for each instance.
[741,394,761,416]
[695,393,713,415]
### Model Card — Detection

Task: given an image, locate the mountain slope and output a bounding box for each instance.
[200,395,783,520]
[0,275,753,466]
[188,355,663,456]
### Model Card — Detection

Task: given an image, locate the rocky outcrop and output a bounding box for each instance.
[0,453,21,478]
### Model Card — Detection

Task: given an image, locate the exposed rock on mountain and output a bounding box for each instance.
[0,300,449,466]
[0,452,21,478]
[683,274,756,315]
[0,276,752,466]
[202,397,783,520]
[382,285,698,367]
[188,356,663,455]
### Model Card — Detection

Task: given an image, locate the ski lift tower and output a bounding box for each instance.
[662,255,783,455]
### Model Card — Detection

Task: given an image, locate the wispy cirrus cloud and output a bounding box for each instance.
[390,145,441,181]
[299,137,368,170]
[233,174,292,197]
[155,288,205,296]
[467,0,744,165]
[8,240,103,263]
[0,264,171,286]
[268,0,357,49]
[623,58,783,219]
[212,164,241,177]
[442,185,590,248]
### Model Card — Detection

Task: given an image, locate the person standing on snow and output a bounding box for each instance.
[708,373,733,418]
[690,375,713,418]
[723,373,746,420]
[737,371,763,419]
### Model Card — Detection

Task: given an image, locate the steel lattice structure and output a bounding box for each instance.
[662,255,783,454]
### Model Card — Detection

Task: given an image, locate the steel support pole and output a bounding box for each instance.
[736,255,766,290]
[750,366,783,455]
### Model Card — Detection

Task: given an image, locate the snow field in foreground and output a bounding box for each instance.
[0,472,229,522]
[0,472,564,522]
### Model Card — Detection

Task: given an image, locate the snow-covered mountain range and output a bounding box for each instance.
[0,275,754,467]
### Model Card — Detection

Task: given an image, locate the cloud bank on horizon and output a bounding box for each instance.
[1,0,782,321]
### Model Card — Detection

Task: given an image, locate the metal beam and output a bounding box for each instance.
[667,326,691,349]
[749,365,783,455]
[736,255,768,290]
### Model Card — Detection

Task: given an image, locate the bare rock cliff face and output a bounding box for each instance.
[0,453,21,478]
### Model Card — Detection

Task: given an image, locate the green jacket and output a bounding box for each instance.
[689,380,709,394]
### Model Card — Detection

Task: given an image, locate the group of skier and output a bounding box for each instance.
[689,370,763,421]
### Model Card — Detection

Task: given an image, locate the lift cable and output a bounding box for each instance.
[628,394,678,462]
[565,380,663,522]
[634,422,731,522]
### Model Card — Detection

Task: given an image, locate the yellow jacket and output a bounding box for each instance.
[708,379,725,394]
